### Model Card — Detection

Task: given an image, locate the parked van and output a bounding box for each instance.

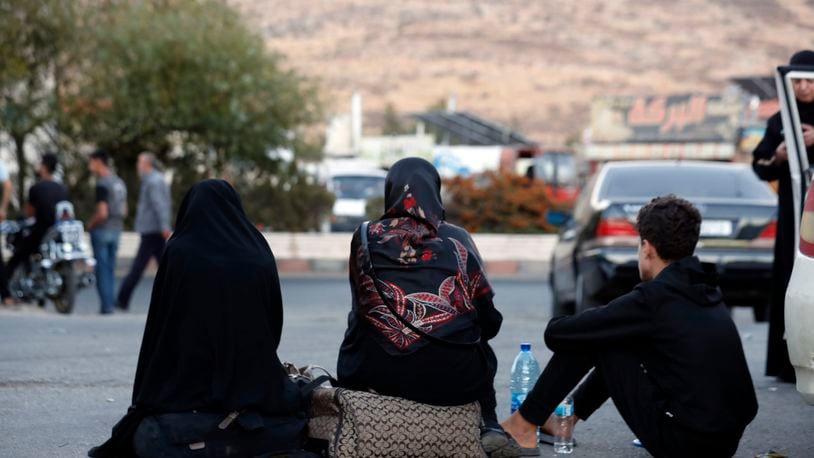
[323,160,387,232]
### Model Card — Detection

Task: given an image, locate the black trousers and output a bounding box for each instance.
[117,232,166,309]
[518,350,742,458]
[478,342,499,429]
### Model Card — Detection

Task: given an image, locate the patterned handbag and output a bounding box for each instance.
[308,386,487,458]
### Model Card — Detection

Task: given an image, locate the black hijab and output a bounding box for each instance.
[90,180,301,457]
[357,158,491,354]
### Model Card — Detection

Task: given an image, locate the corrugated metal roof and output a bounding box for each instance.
[412,111,534,146]
[731,76,777,100]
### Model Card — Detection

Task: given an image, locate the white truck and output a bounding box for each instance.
[321,160,387,232]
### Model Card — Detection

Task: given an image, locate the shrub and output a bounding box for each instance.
[443,172,562,233]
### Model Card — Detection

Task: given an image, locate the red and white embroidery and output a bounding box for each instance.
[358,234,478,350]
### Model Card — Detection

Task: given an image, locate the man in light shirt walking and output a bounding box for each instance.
[116,152,171,311]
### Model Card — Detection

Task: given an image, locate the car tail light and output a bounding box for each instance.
[758,220,777,239]
[801,189,814,258]
[749,219,777,249]
[597,218,638,237]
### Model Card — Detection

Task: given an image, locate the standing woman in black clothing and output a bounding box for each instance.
[89,180,306,457]
[337,157,523,457]
[752,49,814,383]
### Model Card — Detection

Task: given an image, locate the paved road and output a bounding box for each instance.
[0,276,812,457]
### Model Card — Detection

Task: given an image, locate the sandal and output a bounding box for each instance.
[481,428,540,457]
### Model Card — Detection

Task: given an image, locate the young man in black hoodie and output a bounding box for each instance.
[502,195,758,457]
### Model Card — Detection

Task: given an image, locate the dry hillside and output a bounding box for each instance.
[228,0,814,144]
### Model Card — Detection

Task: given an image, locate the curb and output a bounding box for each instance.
[115,257,548,280]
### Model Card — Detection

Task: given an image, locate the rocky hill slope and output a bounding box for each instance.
[229,0,814,143]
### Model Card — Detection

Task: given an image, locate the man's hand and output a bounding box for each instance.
[162,229,172,240]
[802,123,814,147]
[776,142,789,162]
[0,209,7,222]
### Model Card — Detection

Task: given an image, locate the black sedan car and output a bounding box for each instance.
[550,160,777,321]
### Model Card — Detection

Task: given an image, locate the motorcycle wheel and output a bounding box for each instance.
[52,264,77,314]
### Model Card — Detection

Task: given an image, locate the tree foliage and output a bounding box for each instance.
[58,0,327,228]
[64,0,320,168]
[237,161,334,232]
[443,172,560,233]
[1,0,332,231]
[0,0,76,205]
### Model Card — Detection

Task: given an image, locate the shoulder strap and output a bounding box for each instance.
[360,222,480,348]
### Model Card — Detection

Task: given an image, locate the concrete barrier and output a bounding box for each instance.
[100,232,558,278]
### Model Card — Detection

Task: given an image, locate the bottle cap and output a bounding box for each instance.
[555,403,574,417]
[520,343,531,351]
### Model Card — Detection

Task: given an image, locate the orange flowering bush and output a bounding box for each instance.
[443,172,564,233]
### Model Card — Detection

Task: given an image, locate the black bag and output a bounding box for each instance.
[132,410,307,457]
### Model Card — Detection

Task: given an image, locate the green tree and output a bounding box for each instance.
[60,0,324,226]
[0,0,76,207]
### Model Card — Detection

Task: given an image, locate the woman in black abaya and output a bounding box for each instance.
[753,50,814,383]
[89,180,305,457]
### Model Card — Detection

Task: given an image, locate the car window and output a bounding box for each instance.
[598,166,775,200]
[331,176,385,200]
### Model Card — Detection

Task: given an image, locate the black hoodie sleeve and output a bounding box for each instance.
[544,287,653,353]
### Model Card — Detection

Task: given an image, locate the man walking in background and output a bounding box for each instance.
[88,150,127,315]
[116,152,171,311]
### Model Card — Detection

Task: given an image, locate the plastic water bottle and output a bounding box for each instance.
[509,343,541,414]
[554,396,574,454]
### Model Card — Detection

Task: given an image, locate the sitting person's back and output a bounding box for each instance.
[545,256,757,435]
[503,195,758,457]
[89,180,305,457]
[337,158,523,456]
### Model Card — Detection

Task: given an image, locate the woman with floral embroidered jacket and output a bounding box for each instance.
[337,158,523,457]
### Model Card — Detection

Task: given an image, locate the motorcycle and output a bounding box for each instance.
[2,201,95,314]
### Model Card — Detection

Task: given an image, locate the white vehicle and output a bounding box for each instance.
[786,179,814,404]
[777,64,814,404]
[323,162,387,232]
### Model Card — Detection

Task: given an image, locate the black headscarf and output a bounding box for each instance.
[357,158,493,354]
[90,180,301,457]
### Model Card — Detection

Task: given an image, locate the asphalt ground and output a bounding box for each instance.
[0,275,811,457]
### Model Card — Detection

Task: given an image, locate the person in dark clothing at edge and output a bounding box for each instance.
[752,49,814,384]
[337,157,526,457]
[89,180,308,457]
[2,153,69,304]
[501,195,758,458]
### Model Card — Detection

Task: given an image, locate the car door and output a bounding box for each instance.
[775,64,813,242]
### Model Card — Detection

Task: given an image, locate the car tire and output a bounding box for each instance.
[575,272,599,314]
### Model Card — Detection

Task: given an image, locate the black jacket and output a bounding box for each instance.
[545,257,758,434]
